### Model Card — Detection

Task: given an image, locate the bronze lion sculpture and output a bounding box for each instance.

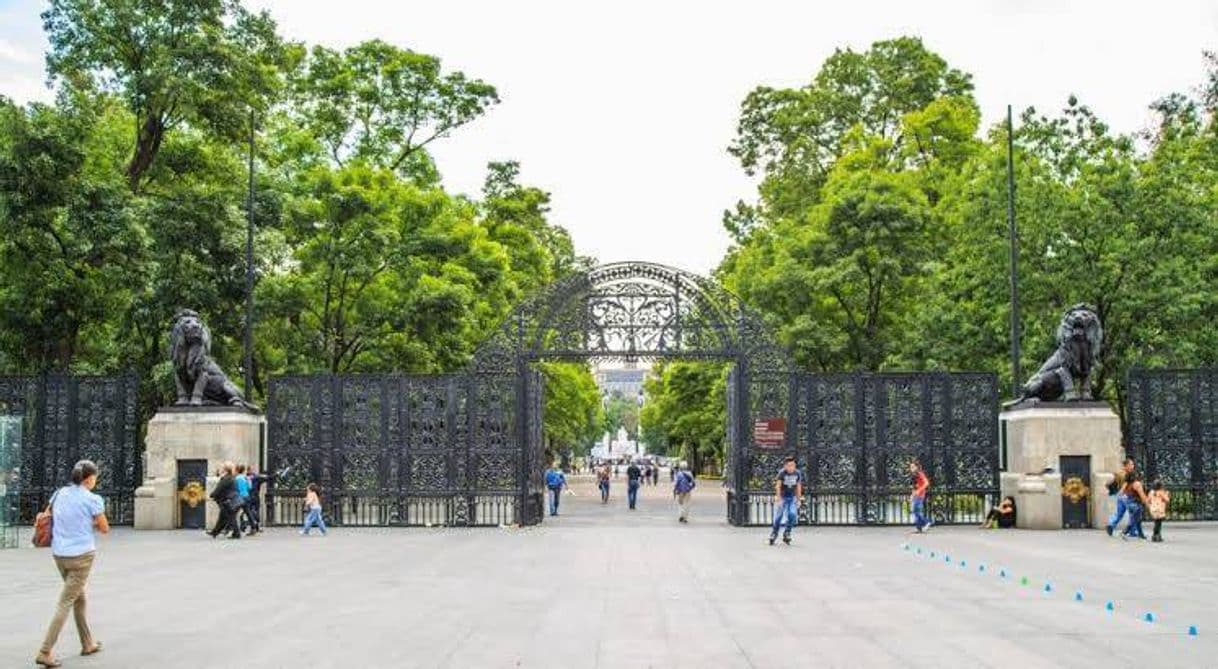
[1017,304,1103,402]
[170,310,256,409]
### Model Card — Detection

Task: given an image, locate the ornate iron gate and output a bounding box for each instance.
[266,373,523,527]
[1126,368,1218,520]
[738,372,1000,526]
[0,374,140,525]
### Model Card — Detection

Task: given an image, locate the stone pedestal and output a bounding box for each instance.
[1000,403,1122,530]
[134,407,265,530]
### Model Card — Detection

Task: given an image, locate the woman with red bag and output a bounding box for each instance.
[34,459,108,668]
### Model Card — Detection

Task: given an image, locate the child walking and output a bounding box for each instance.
[301,483,327,536]
[1148,481,1170,542]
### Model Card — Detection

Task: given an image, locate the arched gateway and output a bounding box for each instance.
[267,262,999,527]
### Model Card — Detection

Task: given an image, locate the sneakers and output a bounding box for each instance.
[768,535,776,546]
[782,534,792,545]
[924,518,934,531]
[1106,525,1114,537]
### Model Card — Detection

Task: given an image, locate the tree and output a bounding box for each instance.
[539,363,603,457]
[43,0,291,191]
[290,40,498,178]
[639,362,727,473]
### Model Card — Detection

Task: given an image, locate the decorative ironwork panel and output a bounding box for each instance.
[1127,368,1218,520]
[0,374,139,526]
[774,372,998,526]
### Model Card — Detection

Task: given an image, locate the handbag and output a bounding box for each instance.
[32,489,62,548]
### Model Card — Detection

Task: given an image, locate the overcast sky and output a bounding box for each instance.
[1,0,1216,273]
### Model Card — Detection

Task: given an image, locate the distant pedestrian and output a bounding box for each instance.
[1120,471,1149,540]
[768,456,803,545]
[301,483,327,536]
[673,461,696,523]
[626,461,642,510]
[1106,457,1138,536]
[669,466,675,482]
[35,459,108,668]
[208,462,242,539]
[614,464,620,479]
[597,464,611,503]
[1148,481,1170,542]
[652,465,659,486]
[545,463,567,516]
[909,459,932,533]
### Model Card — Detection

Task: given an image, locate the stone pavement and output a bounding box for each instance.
[0,475,1214,668]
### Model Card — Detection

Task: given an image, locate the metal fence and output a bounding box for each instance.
[1126,368,1218,521]
[736,372,1000,526]
[0,374,141,529]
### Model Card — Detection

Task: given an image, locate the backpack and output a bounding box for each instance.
[675,471,695,494]
[545,470,564,489]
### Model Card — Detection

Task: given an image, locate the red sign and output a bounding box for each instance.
[754,418,786,449]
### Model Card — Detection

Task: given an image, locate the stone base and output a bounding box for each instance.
[134,408,265,530]
[1000,404,1123,530]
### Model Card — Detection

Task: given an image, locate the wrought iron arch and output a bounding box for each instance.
[470,261,792,370]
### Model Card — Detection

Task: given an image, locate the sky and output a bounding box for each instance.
[1,0,1216,274]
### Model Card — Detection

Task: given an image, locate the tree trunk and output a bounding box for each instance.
[126,114,166,192]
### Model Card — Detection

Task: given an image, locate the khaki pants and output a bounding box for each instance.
[40,552,96,655]
[677,492,691,520]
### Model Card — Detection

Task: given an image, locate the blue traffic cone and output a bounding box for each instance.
[1074,590,1083,602]
[1188,625,1198,637]
[1105,601,1115,613]
[1144,612,1155,623]
[1043,583,1052,593]
[978,564,986,573]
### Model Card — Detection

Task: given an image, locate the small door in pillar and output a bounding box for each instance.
[177,459,208,529]
[1060,455,1091,529]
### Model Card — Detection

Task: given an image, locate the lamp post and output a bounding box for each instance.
[1006,104,1022,397]
[242,107,256,400]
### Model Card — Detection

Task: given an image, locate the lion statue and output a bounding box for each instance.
[170,309,257,410]
[1017,304,1103,403]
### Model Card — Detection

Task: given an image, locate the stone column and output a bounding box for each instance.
[999,403,1123,530]
[135,407,265,530]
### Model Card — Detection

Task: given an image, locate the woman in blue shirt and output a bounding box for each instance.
[36,459,108,668]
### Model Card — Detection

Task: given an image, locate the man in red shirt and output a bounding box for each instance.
[909,459,932,533]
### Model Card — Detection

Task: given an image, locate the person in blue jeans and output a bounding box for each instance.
[1106,457,1137,536]
[545,464,567,516]
[626,461,642,509]
[909,459,932,533]
[301,483,327,536]
[1120,471,1149,540]
[768,456,803,545]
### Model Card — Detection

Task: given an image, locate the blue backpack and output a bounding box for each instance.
[674,471,695,494]
[545,470,564,489]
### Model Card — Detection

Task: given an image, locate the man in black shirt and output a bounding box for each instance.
[626,461,643,510]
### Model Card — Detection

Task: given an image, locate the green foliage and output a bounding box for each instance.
[43,0,292,191]
[539,363,603,455]
[640,362,727,472]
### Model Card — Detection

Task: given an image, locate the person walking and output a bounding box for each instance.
[597,464,611,503]
[301,483,327,536]
[1148,481,1170,542]
[545,463,567,516]
[1106,457,1137,536]
[626,460,642,510]
[768,456,803,545]
[673,461,696,523]
[207,462,241,539]
[1120,471,1149,540]
[909,459,932,533]
[245,465,271,534]
[35,459,108,668]
[234,463,254,534]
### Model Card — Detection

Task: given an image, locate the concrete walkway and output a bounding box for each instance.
[0,476,1213,668]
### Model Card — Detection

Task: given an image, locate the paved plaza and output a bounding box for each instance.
[1,476,1215,668]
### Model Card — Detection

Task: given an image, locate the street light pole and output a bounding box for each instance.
[1006,104,1022,397]
[243,107,256,399]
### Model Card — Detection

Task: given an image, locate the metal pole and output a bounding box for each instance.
[243,107,256,399]
[1006,105,1022,397]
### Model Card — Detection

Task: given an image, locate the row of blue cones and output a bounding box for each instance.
[901,542,1199,638]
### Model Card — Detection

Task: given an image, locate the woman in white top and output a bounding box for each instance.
[36,459,109,668]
